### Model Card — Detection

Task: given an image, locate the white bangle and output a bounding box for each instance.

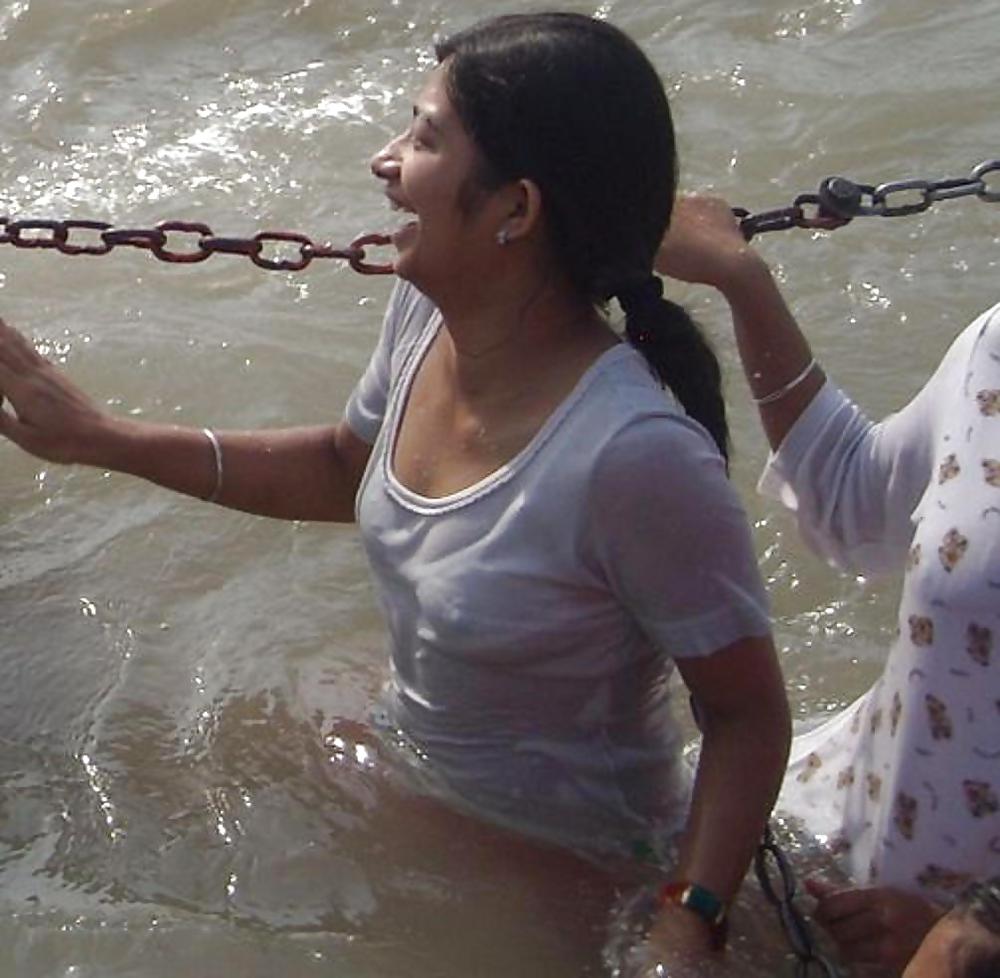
[752,358,818,406]
[202,427,223,503]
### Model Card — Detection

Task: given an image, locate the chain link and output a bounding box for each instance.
[0,217,395,274]
[0,157,995,272]
[737,157,1000,239]
[754,823,841,977]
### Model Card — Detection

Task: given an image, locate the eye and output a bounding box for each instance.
[405,110,435,151]
[409,124,432,151]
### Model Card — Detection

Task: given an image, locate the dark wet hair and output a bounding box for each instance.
[951,878,1000,978]
[964,878,1000,932]
[436,12,729,461]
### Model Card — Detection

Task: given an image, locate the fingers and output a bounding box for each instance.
[0,395,27,448]
[0,358,21,394]
[0,318,48,408]
[674,193,741,226]
[0,316,44,372]
[0,317,102,461]
[808,878,883,923]
[0,321,22,431]
[804,876,838,901]
[0,325,39,417]
[806,881,924,970]
[656,193,762,290]
[824,905,885,945]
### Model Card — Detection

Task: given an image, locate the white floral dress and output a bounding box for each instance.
[764,302,1000,904]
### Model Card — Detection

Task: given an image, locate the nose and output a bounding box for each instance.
[370,134,403,182]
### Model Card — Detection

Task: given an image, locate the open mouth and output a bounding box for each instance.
[387,196,419,239]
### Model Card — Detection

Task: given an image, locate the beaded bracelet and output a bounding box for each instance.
[202,427,224,503]
[752,357,817,406]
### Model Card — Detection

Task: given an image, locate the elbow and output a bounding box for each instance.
[700,690,792,774]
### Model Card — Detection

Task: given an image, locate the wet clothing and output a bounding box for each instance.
[769,303,1000,903]
[345,280,771,856]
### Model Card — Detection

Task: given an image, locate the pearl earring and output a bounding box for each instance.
[496,228,510,246]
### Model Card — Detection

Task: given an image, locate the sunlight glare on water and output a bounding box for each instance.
[0,0,998,975]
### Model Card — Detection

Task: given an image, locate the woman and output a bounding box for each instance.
[657,195,1000,975]
[0,14,790,971]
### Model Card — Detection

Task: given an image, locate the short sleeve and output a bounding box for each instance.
[343,284,402,444]
[344,280,439,445]
[587,414,772,659]
[758,304,995,576]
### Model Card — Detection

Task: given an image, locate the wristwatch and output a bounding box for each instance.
[658,880,729,950]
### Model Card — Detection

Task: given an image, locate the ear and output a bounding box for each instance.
[494,178,544,243]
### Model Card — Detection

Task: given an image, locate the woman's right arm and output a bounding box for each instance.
[656,196,950,574]
[0,317,371,522]
[655,195,825,450]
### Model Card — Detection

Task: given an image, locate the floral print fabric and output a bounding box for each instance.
[769,304,1000,904]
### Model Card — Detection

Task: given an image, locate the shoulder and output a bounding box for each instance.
[972,299,1000,338]
[968,299,1000,364]
[583,350,729,491]
[929,300,1000,385]
[577,367,738,523]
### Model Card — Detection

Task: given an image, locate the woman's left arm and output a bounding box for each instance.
[644,634,789,967]
[672,634,790,903]
[587,417,790,964]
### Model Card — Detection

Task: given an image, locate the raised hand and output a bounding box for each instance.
[655,195,756,292]
[0,317,108,464]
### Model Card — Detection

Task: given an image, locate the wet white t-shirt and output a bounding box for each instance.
[767,302,1000,903]
[345,281,771,856]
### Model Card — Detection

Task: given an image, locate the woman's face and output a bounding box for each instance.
[370,65,504,294]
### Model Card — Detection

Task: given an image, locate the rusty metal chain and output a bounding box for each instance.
[0,157,995,274]
[737,157,1000,240]
[0,217,394,274]
[755,823,840,978]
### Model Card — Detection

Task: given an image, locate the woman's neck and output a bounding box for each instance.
[431,273,615,399]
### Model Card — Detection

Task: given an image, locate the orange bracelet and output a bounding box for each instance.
[658,880,729,951]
